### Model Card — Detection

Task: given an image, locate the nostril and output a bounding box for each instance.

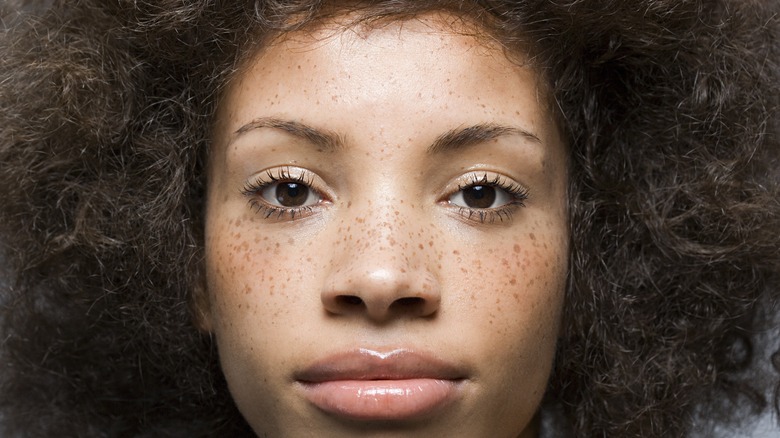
[392,297,425,307]
[336,295,363,306]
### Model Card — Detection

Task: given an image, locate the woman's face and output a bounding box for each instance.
[204,14,569,438]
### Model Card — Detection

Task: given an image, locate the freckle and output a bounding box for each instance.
[510,278,517,285]
[428,241,433,247]
[452,250,460,255]
[470,294,476,301]
[418,243,424,250]
[347,201,352,208]
[513,293,519,301]
[529,233,536,240]
[513,244,521,253]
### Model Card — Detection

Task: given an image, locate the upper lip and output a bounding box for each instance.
[294,348,468,382]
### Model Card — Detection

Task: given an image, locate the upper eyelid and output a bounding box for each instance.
[253,166,311,183]
[242,167,317,196]
[451,171,528,193]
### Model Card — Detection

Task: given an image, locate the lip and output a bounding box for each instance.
[294,348,467,421]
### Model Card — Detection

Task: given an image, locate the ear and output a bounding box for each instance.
[189,269,214,333]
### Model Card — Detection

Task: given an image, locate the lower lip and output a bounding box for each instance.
[299,378,461,421]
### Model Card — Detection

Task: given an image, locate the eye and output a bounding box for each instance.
[241,167,327,220]
[261,181,320,208]
[449,184,513,209]
[444,173,529,224]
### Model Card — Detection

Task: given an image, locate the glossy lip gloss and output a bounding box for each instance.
[294,348,467,421]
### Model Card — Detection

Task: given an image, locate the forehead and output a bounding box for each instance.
[216,12,554,139]
[271,11,498,52]
[274,21,517,88]
[255,9,510,57]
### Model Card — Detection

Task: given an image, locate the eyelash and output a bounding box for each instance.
[240,167,323,220]
[449,173,530,224]
[240,168,529,224]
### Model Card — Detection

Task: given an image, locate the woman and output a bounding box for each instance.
[0,1,777,436]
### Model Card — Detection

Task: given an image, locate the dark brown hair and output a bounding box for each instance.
[0,1,778,436]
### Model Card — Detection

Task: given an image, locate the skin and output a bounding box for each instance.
[203,13,569,438]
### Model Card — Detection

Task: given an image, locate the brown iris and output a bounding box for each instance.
[275,182,309,207]
[462,185,496,208]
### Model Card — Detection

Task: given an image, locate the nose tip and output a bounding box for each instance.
[321,267,441,322]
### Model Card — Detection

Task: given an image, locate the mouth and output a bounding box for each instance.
[294,348,467,421]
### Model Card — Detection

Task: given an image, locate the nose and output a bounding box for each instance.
[320,211,441,323]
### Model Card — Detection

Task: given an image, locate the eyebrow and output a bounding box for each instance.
[231,118,540,153]
[427,123,541,154]
[232,117,344,151]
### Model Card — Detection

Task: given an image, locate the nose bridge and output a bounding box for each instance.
[362,199,415,263]
[321,196,441,322]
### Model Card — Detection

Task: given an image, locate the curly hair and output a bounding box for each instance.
[0,0,777,436]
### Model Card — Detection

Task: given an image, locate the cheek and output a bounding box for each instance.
[437,227,566,425]
[204,218,312,334]
[446,228,567,346]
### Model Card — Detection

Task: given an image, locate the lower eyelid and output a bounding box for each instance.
[451,204,522,224]
[245,198,322,221]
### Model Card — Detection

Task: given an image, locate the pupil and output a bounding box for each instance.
[463,185,495,209]
[276,183,308,207]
